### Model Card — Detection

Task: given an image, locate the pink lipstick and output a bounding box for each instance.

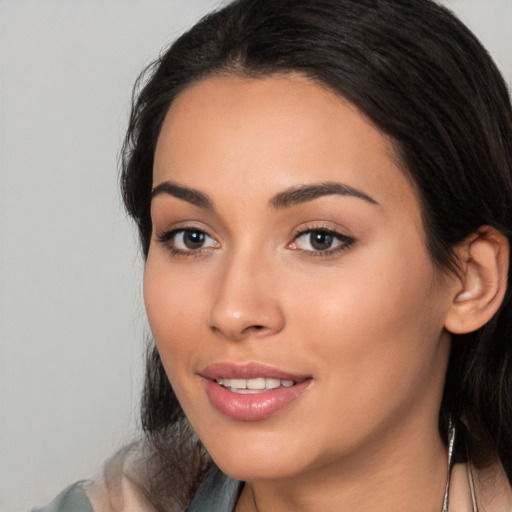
[200,363,312,421]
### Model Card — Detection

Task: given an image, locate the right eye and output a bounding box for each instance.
[157,228,219,254]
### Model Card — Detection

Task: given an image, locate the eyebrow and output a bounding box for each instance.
[151,181,213,209]
[150,180,378,210]
[269,182,379,210]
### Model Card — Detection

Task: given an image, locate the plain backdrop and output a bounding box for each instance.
[0,1,511,510]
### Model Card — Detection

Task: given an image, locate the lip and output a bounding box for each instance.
[200,362,309,381]
[200,362,312,421]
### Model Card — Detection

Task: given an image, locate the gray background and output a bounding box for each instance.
[1,1,510,510]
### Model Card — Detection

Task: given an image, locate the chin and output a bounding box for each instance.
[201,432,314,482]
[214,456,299,482]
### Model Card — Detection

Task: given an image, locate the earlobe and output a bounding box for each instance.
[444,227,509,335]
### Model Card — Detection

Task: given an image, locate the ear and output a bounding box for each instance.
[444,226,509,335]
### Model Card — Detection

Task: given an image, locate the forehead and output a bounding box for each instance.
[153,73,419,220]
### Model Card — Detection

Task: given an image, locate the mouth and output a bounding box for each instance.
[200,362,312,421]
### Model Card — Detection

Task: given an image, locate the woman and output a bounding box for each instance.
[35,0,512,510]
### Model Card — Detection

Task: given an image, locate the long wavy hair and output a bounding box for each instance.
[119,0,512,509]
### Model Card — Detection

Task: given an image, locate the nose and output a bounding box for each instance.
[208,251,286,341]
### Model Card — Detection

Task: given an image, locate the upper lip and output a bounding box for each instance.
[200,362,310,382]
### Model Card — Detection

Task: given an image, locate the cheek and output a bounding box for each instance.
[284,239,447,402]
[143,255,208,384]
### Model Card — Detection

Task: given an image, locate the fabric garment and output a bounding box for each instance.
[185,465,242,512]
[29,461,512,511]
[31,468,241,512]
[30,481,94,512]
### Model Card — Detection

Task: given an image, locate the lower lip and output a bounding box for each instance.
[203,379,311,421]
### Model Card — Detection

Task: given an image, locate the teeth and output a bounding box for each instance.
[247,377,266,390]
[230,379,247,389]
[265,378,281,389]
[215,377,296,392]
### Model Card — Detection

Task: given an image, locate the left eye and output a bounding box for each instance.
[292,229,353,252]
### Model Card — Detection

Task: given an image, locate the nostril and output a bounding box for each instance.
[241,324,266,334]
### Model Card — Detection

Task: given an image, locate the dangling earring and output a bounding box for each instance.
[440,420,456,512]
[441,420,478,512]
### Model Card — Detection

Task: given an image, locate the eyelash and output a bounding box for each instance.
[290,226,355,257]
[156,225,355,258]
[156,227,218,258]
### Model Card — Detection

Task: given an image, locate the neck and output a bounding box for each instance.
[236,419,448,512]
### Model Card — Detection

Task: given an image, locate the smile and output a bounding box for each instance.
[201,363,312,421]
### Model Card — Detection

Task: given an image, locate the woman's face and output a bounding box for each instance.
[145,74,456,481]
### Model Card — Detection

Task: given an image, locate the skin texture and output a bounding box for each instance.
[144,74,463,511]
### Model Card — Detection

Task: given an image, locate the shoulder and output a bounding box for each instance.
[29,474,153,512]
[30,445,239,512]
[30,445,154,512]
[30,481,93,512]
